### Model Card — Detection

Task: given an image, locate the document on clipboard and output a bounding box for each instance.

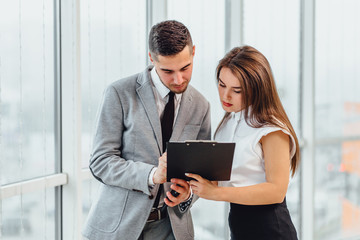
[166,140,235,182]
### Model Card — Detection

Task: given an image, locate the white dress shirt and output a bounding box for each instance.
[151,67,182,123]
[148,67,182,185]
[216,109,296,187]
[148,67,194,207]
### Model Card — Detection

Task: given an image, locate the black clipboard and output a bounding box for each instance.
[166,141,235,182]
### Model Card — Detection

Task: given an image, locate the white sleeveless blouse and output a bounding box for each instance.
[216,110,296,187]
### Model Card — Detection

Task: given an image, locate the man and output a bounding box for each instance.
[82,20,211,240]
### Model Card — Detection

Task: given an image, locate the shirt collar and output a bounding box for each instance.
[231,106,253,121]
[231,111,242,121]
[151,66,182,100]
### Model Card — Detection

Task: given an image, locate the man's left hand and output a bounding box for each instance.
[164,178,191,207]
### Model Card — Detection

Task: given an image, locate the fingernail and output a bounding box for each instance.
[185,173,189,176]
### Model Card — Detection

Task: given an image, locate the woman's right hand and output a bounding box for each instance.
[186,173,220,200]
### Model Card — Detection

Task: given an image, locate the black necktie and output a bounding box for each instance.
[153,92,175,208]
[161,91,175,152]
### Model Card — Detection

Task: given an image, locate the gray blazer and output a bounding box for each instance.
[82,66,211,240]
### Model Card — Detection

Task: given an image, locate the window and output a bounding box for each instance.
[0,0,58,239]
[0,0,56,184]
[314,0,360,239]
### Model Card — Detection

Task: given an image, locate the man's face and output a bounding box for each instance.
[149,45,195,94]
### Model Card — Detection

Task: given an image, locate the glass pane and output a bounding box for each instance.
[0,0,56,184]
[315,1,360,239]
[1,189,55,240]
[80,0,147,168]
[243,0,301,235]
[314,143,360,239]
[167,1,227,239]
[315,0,360,140]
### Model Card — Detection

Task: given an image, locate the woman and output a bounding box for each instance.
[186,46,299,239]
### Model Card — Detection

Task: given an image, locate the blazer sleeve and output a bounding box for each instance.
[89,85,154,195]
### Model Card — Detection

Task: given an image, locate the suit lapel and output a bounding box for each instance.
[171,88,193,141]
[136,67,162,153]
[136,68,194,152]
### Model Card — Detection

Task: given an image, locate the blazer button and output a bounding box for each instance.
[149,195,154,199]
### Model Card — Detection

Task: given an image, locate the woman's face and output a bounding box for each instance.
[218,67,245,113]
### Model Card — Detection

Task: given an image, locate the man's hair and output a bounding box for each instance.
[149,20,193,60]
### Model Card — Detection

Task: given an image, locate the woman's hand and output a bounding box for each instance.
[186,173,219,201]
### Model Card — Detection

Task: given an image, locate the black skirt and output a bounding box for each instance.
[228,198,298,240]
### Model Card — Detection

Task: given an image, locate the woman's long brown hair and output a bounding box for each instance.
[215,46,300,176]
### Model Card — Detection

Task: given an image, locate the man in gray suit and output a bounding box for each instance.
[82,20,211,240]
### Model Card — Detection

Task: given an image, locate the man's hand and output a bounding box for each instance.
[164,179,191,207]
[153,153,167,184]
